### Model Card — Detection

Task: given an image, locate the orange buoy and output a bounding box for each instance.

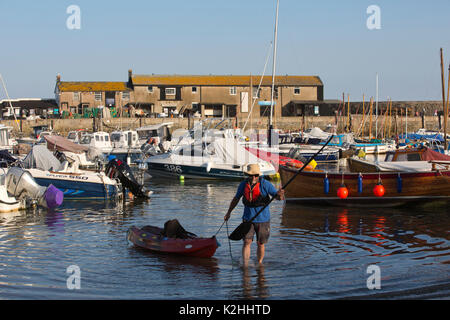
[337,185,349,199]
[373,183,385,197]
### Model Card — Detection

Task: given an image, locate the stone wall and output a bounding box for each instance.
[3,112,446,139]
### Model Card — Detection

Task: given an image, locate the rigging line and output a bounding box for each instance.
[0,74,21,131]
[242,41,273,133]
[213,220,226,237]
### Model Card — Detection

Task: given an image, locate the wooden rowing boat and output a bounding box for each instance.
[127,226,219,258]
[347,147,450,173]
[279,164,450,207]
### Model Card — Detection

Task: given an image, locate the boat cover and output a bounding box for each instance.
[305,127,331,140]
[44,135,89,154]
[398,133,444,142]
[22,145,64,171]
[421,147,450,161]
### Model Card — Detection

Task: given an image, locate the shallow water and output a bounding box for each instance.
[0,177,448,299]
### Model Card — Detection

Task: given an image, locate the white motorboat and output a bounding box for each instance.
[44,135,96,169]
[145,137,277,180]
[79,131,113,155]
[22,145,121,200]
[136,122,174,145]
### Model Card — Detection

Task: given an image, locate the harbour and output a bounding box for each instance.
[0,0,450,304]
[0,178,448,299]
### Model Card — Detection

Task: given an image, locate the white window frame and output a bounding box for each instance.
[165,88,176,95]
[192,86,198,93]
[294,87,301,95]
[73,92,80,101]
[94,92,102,101]
[230,86,237,95]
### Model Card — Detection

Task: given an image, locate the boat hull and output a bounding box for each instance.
[279,165,450,207]
[147,161,276,180]
[127,226,218,258]
[27,169,119,200]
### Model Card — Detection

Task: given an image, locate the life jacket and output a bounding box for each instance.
[242,180,271,207]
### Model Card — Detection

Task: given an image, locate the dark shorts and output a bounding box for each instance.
[243,221,270,244]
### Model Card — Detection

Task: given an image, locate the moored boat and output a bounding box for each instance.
[127,225,218,258]
[22,145,121,200]
[145,137,276,180]
[0,166,63,213]
[347,146,450,173]
[279,164,450,207]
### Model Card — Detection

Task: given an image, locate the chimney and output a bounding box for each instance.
[128,69,132,79]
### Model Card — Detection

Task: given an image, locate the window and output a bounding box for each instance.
[407,153,421,161]
[95,135,100,142]
[147,86,153,93]
[111,133,121,142]
[294,87,301,95]
[73,92,80,101]
[165,88,176,95]
[192,86,197,93]
[230,87,237,95]
[384,153,394,162]
[95,92,102,101]
[253,87,260,99]
[122,91,130,100]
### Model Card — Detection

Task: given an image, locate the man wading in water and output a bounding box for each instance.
[224,164,284,266]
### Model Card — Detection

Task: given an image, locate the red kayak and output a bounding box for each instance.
[127,226,219,258]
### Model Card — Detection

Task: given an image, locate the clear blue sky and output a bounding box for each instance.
[1,0,450,101]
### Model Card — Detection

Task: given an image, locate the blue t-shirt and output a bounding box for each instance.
[235,177,278,223]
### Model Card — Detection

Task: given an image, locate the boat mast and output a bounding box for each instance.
[269,0,279,147]
[446,63,449,151]
[375,73,379,138]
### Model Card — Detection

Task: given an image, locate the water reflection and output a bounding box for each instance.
[241,265,269,299]
[280,203,450,261]
[45,210,65,235]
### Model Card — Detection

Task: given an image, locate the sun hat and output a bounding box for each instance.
[245,164,261,176]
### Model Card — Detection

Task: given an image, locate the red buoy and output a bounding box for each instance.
[337,185,349,199]
[373,183,385,197]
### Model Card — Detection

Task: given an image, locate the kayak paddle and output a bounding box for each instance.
[228,135,334,241]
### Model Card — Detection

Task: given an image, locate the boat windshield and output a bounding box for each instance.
[137,130,158,139]
[111,133,122,142]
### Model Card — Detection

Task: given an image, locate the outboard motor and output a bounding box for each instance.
[5,167,64,209]
[105,158,151,199]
